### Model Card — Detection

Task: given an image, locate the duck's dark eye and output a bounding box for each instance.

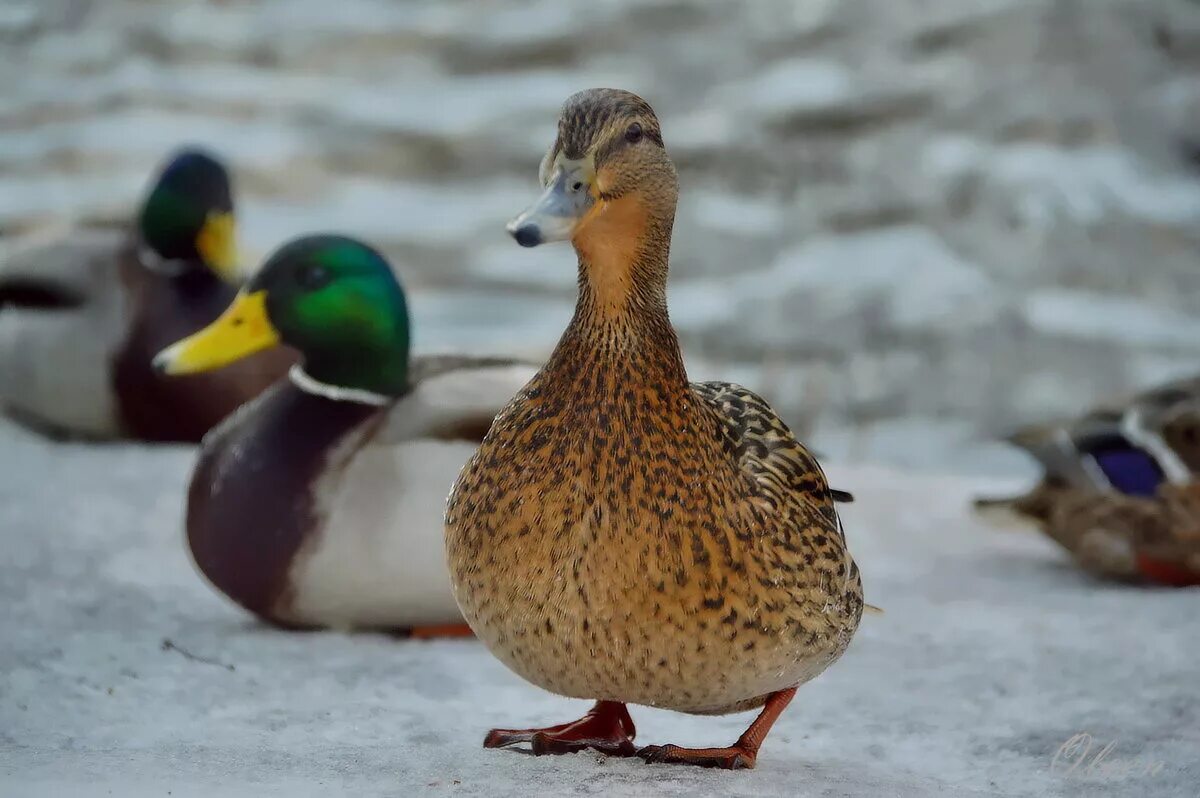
[625,122,643,143]
[296,264,330,290]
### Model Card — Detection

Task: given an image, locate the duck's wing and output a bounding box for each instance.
[0,225,126,308]
[976,400,1189,522]
[406,354,535,384]
[0,226,131,438]
[1007,381,1200,490]
[692,381,865,611]
[986,399,1200,583]
[691,381,841,522]
[373,356,539,444]
[977,421,1166,526]
[1132,374,1200,408]
[1147,403,1200,474]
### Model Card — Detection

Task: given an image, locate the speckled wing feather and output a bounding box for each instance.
[1032,485,1200,583]
[691,381,842,530]
[1133,375,1200,409]
[1156,406,1200,473]
[373,355,538,444]
[406,354,533,384]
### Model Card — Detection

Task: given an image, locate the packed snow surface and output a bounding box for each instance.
[1,418,1196,797]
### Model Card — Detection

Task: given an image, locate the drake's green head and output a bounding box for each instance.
[153,235,411,396]
[138,148,239,282]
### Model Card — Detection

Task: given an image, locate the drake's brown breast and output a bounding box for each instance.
[187,383,380,625]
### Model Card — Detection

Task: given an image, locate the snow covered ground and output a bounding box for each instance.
[1,416,1196,797]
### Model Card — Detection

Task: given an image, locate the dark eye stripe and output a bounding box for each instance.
[593,123,664,167]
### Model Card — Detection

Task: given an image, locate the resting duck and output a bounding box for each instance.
[445,89,866,769]
[154,234,536,633]
[977,377,1200,586]
[0,148,292,442]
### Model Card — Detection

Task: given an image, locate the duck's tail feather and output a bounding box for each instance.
[863,604,884,616]
[972,493,1039,530]
[830,488,854,503]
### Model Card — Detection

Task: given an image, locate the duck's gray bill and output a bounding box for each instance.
[506,165,594,248]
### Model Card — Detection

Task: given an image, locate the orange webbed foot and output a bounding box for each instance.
[406,623,475,639]
[484,701,637,757]
[637,686,798,770]
[1136,554,1200,587]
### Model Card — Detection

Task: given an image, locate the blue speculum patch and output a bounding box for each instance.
[1089,446,1164,497]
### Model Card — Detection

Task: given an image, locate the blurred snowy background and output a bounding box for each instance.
[2,0,1199,474]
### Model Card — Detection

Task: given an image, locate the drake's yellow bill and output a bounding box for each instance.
[153,289,279,376]
[196,211,240,284]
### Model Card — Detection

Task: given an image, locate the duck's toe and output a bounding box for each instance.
[637,743,756,770]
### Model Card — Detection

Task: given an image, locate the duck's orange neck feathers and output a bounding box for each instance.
[546,191,687,393]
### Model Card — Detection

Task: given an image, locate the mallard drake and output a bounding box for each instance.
[445,89,865,769]
[0,148,292,442]
[977,377,1200,586]
[154,234,536,633]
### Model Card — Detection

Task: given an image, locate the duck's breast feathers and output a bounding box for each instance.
[188,381,384,622]
[691,381,839,518]
[288,436,475,629]
[375,355,539,443]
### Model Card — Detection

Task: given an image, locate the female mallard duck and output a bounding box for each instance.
[445,89,865,769]
[0,148,292,442]
[977,377,1200,586]
[154,234,537,633]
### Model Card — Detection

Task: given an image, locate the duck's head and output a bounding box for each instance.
[153,235,410,397]
[507,88,676,257]
[138,148,239,283]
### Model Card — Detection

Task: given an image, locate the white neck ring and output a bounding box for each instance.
[288,365,391,407]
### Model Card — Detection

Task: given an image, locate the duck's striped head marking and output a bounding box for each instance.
[508,89,675,255]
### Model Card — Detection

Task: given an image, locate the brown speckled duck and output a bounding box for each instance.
[155,235,536,632]
[0,148,292,442]
[445,89,866,769]
[977,376,1200,586]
